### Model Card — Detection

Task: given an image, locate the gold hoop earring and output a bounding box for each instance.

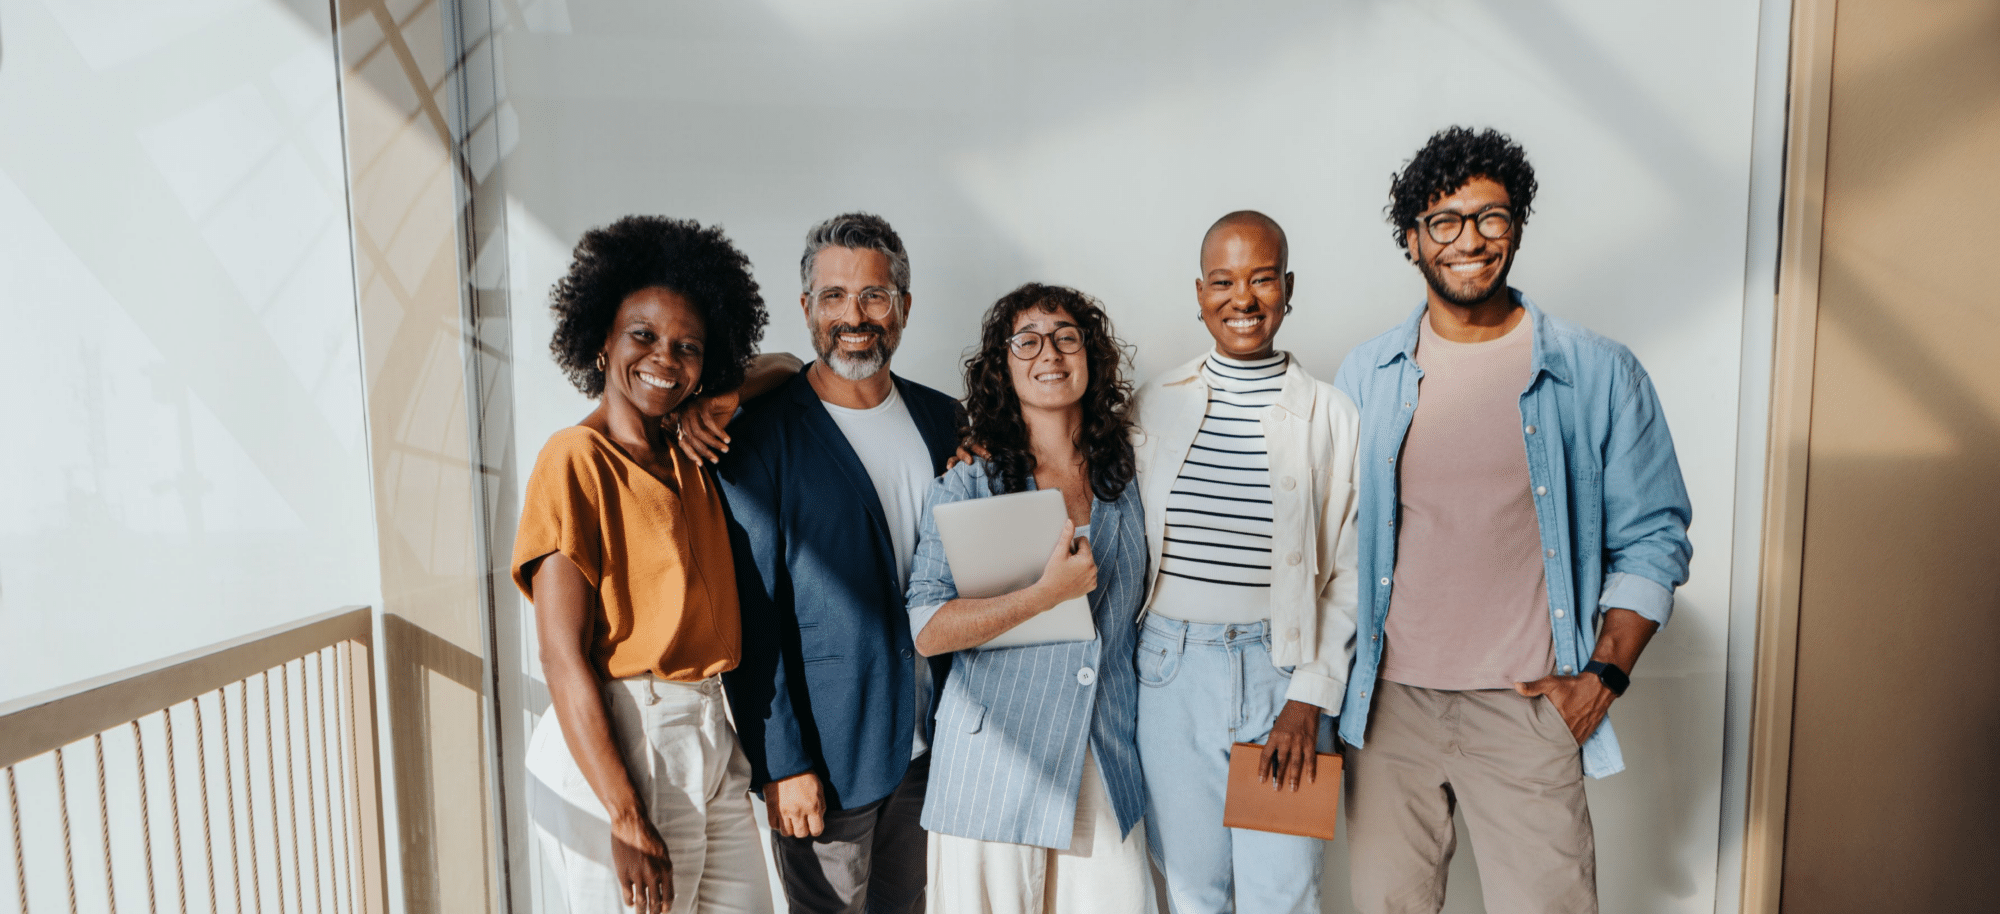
[595,352,607,372]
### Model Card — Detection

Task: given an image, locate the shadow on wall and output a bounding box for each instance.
[381,613,497,914]
[270,4,1766,914]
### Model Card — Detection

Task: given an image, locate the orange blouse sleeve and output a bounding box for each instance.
[512,429,608,598]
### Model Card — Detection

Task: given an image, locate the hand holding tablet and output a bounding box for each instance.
[930,488,1099,648]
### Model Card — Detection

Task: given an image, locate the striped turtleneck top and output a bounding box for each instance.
[1147,351,1286,625]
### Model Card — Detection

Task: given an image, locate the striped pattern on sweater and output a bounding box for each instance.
[1156,352,1286,595]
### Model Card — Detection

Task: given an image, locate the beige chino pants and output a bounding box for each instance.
[1345,681,1596,914]
[527,676,773,914]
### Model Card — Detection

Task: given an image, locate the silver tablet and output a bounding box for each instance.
[930,488,1098,649]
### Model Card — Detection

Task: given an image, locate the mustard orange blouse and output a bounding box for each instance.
[511,426,741,681]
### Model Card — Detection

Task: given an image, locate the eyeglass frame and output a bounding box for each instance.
[1416,205,1516,246]
[1006,327,1086,361]
[807,285,904,320]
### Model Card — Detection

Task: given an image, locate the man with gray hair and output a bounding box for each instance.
[719,213,959,914]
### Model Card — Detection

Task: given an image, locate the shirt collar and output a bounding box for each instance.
[1376,289,1570,386]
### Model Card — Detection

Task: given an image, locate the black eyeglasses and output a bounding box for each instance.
[1006,328,1085,360]
[1419,206,1515,245]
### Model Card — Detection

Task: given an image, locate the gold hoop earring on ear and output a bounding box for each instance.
[595,352,607,372]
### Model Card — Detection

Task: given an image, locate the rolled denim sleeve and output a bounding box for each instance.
[905,465,982,641]
[1597,367,1693,626]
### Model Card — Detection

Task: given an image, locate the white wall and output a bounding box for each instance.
[494,2,1761,911]
[0,0,380,702]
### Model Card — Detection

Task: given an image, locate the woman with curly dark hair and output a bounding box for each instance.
[902,284,1152,912]
[513,216,774,914]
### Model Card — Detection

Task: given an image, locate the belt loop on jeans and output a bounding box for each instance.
[1177,622,1187,654]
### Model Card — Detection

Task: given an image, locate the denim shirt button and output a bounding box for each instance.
[1547,548,1556,557]
[1535,485,1548,496]
[1076,667,1096,686]
[1379,577,1390,586]
[1561,665,1574,675]
[1554,609,1566,619]
[1526,425,1537,434]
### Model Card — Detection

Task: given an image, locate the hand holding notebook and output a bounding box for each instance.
[1223,741,1343,840]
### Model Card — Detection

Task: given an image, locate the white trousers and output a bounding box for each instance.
[926,752,1152,914]
[527,676,774,914]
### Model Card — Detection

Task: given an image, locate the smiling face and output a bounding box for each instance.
[1407,175,1519,308]
[600,286,705,420]
[1197,220,1292,360]
[1007,305,1089,414]
[802,245,906,381]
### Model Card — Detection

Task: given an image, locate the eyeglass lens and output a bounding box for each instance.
[814,287,897,318]
[1007,329,1084,359]
[1424,209,1513,245]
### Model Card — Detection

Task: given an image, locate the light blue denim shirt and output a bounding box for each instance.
[1333,291,1693,778]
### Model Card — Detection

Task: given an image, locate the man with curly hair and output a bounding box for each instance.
[1333,127,1694,913]
[717,213,959,914]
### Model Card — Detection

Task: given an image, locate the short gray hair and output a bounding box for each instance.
[800,212,912,294]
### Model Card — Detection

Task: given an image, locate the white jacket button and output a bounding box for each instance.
[1286,629,1299,642]
[1077,667,1096,686]
[1280,476,1297,491]
[1286,551,1302,566]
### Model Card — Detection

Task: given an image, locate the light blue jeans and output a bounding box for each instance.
[1135,616,1328,914]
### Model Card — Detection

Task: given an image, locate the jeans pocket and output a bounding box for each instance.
[1136,642,1180,688]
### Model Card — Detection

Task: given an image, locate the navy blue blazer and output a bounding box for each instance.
[716,368,960,811]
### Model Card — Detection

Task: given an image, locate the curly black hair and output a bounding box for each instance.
[549,216,768,398]
[1387,126,1538,251]
[961,283,1136,502]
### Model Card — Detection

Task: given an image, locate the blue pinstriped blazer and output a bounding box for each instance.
[904,460,1147,850]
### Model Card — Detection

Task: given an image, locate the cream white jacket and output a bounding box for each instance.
[1130,352,1362,712]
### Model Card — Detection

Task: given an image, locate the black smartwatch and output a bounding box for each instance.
[1582,660,1630,697]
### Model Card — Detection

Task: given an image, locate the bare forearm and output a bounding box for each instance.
[530,551,645,825]
[738,352,802,400]
[1591,607,1659,672]
[915,585,1060,656]
[543,652,645,821]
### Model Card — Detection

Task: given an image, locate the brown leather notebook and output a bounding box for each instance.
[1222,741,1342,840]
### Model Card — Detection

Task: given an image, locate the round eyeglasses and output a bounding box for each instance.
[1007,328,1085,360]
[809,286,902,320]
[1421,207,1515,245]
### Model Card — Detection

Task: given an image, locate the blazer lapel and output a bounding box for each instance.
[895,373,961,475]
[786,370,895,560]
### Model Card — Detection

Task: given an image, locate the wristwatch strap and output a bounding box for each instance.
[1582,660,1630,696]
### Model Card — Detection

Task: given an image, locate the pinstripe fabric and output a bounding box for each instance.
[905,460,1148,850]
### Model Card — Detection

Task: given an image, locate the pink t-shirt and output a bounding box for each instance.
[1380,310,1554,691]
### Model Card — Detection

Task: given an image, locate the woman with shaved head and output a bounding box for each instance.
[1128,211,1362,913]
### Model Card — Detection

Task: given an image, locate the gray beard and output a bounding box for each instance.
[812,321,899,381]
[822,346,889,381]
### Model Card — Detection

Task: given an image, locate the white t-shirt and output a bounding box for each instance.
[822,384,937,758]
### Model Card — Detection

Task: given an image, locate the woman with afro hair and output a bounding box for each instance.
[903,283,1153,912]
[513,216,775,914]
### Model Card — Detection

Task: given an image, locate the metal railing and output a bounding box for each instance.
[0,608,385,914]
